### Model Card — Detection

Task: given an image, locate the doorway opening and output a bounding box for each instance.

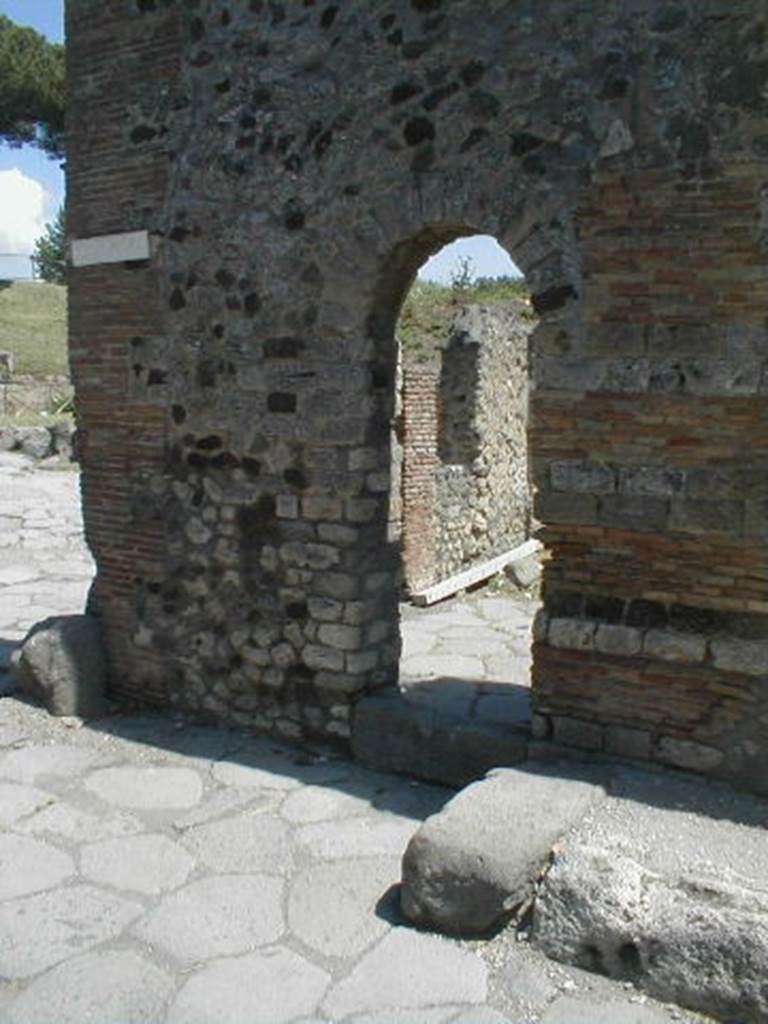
[388,236,541,735]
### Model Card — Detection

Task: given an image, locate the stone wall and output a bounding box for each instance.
[400,303,532,592]
[0,376,72,418]
[67,0,768,790]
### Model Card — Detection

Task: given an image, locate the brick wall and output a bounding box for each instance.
[67,0,768,789]
[400,364,439,593]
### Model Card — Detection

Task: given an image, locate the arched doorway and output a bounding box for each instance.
[352,230,550,784]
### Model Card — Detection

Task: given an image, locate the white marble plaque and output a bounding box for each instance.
[71,230,150,268]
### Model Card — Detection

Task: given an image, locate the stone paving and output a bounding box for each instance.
[0,452,709,1023]
[400,594,534,731]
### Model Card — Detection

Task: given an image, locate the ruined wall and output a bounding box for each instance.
[400,302,532,592]
[434,303,531,583]
[67,0,768,789]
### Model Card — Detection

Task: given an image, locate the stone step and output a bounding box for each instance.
[351,690,529,788]
[400,761,607,936]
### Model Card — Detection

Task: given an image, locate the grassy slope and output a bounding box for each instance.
[0,281,68,377]
[397,277,533,364]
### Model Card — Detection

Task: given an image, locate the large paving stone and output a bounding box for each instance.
[0,833,73,900]
[352,691,528,787]
[287,856,397,957]
[166,946,330,1024]
[16,799,143,843]
[281,783,372,823]
[0,780,52,826]
[4,950,174,1024]
[1,743,100,784]
[84,765,203,809]
[0,884,142,979]
[171,787,271,830]
[401,763,605,936]
[181,809,292,873]
[533,843,768,1022]
[322,928,487,1018]
[295,814,415,860]
[132,874,284,965]
[80,833,195,894]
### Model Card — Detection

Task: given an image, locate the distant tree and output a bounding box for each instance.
[0,15,65,157]
[33,205,66,283]
[449,256,475,304]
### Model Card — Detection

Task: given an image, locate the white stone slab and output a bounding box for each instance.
[411,540,541,606]
[70,230,150,268]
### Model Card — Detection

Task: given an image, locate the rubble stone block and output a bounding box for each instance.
[12,615,107,718]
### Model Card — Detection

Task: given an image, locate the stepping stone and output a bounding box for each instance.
[401,762,606,935]
[4,950,174,1024]
[166,946,329,1024]
[133,874,284,966]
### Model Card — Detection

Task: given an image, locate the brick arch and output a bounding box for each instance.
[67,0,768,790]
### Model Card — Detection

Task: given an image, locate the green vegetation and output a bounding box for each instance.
[397,274,532,364]
[0,15,65,156]
[32,205,66,284]
[0,281,68,376]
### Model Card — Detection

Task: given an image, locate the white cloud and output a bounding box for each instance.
[0,168,50,254]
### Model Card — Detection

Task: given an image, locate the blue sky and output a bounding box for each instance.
[0,0,64,277]
[0,1,519,283]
